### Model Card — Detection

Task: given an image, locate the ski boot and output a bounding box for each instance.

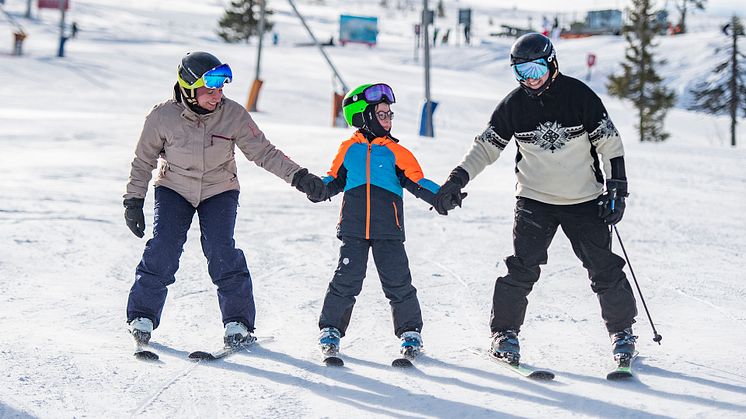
[610,327,637,364]
[319,327,341,356]
[400,331,423,359]
[128,317,153,345]
[224,321,252,348]
[491,329,520,365]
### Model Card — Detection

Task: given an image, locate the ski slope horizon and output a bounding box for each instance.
[1,0,745,418]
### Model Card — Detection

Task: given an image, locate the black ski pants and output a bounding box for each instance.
[490,197,637,334]
[319,236,423,338]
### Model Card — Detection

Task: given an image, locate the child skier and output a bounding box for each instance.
[308,83,456,363]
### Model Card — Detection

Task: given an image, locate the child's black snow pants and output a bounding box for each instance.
[319,236,423,337]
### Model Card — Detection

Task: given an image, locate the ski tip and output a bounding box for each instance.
[134,350,159,361]
[323,356,344,367]
[391,358,414,368]
[188,351,216,361]
[528,370,555,380]
[606,371,634,381]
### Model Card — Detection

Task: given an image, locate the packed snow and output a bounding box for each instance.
[1,0,745,418]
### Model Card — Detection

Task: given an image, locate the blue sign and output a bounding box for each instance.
[339,15,378,46]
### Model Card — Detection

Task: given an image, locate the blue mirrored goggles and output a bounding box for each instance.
[512,58,549,82]
[178,63,233,89]
[363,83,396,104]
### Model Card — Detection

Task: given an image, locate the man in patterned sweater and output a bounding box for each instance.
[434,33,638,364]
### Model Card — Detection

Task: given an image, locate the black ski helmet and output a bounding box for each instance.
[178,51,223,86]
[176,51,224,107]
[510,33,559,96]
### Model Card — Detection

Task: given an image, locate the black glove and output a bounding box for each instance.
[292,168,327,202]
[433,167,470,215]
[123,198,145,238]
[597,179,628,225]
[306,184,331,203]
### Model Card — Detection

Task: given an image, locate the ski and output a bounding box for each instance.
[133,340,159,361]
[391,346,418,369]
[188,336,272,361]
[131,329,158,361]
[323,356,344,367]
[471,348,555,380]
[391,358,414,368]
[606,351,638,380]
[320,345,344,367]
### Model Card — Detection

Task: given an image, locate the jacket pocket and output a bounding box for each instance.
[210,134,234,146]
[392,202,402,230]
[338,198,346,226]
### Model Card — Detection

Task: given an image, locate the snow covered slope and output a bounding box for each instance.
[0,1,744,418]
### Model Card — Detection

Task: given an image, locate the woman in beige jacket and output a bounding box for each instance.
[123,51,325,360]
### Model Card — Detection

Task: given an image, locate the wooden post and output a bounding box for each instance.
[246,79,264,112]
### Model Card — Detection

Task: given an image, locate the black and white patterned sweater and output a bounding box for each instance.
[459,73,624,205]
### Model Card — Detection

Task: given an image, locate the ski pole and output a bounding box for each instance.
[613,225,663,344]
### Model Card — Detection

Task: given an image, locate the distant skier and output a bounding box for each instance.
[123,51,327,355]
[433,33,638,365]
[309,83,455,363]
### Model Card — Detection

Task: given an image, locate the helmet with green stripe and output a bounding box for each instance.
[342,83,396,128]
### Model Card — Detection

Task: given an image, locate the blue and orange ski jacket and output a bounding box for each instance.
[323,130,440,241]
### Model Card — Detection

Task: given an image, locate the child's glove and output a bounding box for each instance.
[307,184,331,203]
[433,167,469,215]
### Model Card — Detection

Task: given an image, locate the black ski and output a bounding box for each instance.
[133,340,159,361]
[323,356,344,367]
[392,346,418,368]
[471,348,554,380]
[391,358,413,368]
[188,336,272,361]
[131,329,158,361]
[606,351,638,380]
[320,344,345,367]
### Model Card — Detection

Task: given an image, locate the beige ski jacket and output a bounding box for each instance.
[124,97,301,207]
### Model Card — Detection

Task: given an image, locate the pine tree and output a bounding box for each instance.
[675,0,706,34]
[688,15,745,146]
[608,0,675,142]
[217,0,274,44]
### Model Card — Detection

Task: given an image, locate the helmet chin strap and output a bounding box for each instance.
[362,105,390,139]
[174,83,214,115]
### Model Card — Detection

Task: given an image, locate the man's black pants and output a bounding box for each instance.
[490,197,637,334]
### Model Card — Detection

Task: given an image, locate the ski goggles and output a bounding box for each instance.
[344,83,396,106]
[512,58,549,82]
[178,63,233,89]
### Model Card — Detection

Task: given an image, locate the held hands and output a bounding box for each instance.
[597,179,628,225]
[292,168,329,203]
[123,198,146,238]
[433,167,470,215]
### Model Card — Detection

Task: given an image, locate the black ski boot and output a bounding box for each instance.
[610,327,637,363]
[491,329,520,365]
